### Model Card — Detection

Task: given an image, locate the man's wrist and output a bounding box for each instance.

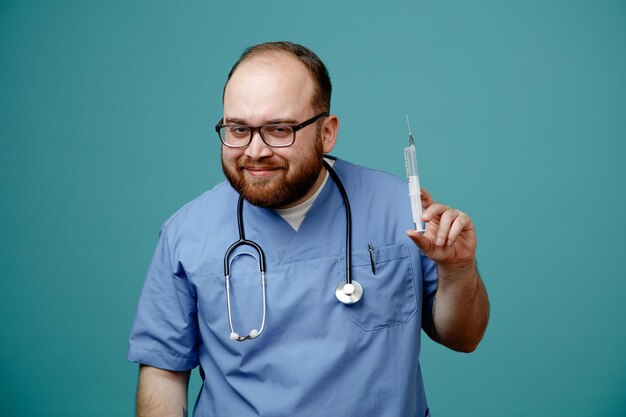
[437,260,479,290]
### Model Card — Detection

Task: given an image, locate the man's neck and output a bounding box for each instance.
[277,158,333,209]
[274,158,334,230]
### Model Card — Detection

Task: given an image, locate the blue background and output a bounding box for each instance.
[1,1,625,416]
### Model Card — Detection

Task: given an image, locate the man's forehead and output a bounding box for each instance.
[224,52,316,120]
[239,50,303,70]
[227,52,313,91]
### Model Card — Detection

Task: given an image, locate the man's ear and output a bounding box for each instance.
[321,115,339,153]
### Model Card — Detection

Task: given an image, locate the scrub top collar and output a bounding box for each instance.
[229,156,346,266]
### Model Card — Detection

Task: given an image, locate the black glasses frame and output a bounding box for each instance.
[215,112,329,148]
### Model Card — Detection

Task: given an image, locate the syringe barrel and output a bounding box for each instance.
[404,145,419,177]
[408,176,425,233]
[404,144,425,232]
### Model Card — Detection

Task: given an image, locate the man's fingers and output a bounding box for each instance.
[420,188,434,208]
[447,213,470,246]
[406,229,433,256]
[422,202,447,222]
[435,209,457,246]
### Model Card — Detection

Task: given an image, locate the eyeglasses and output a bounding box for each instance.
[215,112,329,148]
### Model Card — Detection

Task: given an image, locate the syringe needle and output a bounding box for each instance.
[405,114,414,145]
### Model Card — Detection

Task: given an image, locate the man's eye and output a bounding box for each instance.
[228,126,249,137]
[265,126,292,137]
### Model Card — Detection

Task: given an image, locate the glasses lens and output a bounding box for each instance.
[220,126,250,147]
[260,125,295,147]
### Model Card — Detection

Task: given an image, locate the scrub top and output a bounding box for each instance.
[128,157,438,417]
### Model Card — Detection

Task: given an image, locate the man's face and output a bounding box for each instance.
[221,53,334,209]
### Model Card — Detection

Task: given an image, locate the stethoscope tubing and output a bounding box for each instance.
[323,160,353,285]
[224,196,268,341]
[224,159,358,341]
[224,196,267,277]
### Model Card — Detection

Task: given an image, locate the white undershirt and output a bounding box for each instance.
[274,158,335,231]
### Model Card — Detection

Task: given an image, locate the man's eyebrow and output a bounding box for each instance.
[266,118,299,125]
[224,117,247,125]
[223,117,300,125]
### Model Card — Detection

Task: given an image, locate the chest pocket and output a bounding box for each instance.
[339,243,418,331]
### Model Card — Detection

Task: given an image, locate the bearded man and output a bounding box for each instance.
[128,41,489,417]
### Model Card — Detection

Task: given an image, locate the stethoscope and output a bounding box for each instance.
[223,160,362,341]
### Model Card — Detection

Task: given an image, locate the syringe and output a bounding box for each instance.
[404,115,426,233]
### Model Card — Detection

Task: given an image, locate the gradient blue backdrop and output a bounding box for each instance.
[1,1,625,416]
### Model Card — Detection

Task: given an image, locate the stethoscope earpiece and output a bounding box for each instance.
[230,329,261,342]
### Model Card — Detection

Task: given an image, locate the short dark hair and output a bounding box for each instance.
[223,41,332,113]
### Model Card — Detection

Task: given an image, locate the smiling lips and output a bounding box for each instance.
[241,163,285,177]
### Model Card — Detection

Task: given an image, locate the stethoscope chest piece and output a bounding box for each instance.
[335,280,363,305]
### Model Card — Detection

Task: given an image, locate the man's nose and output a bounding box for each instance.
[244,130,273,160]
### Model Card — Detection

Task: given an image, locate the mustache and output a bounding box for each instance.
[238,157,287,170]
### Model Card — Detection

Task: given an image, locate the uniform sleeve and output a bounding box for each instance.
[127,226,199,371]
[420,253,438,330]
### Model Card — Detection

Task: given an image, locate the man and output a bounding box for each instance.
[128,41,489,417]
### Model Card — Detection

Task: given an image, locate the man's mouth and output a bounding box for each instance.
[242,165,284,177]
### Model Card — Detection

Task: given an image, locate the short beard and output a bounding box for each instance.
[222,138,324,209]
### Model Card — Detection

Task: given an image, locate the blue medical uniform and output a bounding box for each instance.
[128,157,438,417]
